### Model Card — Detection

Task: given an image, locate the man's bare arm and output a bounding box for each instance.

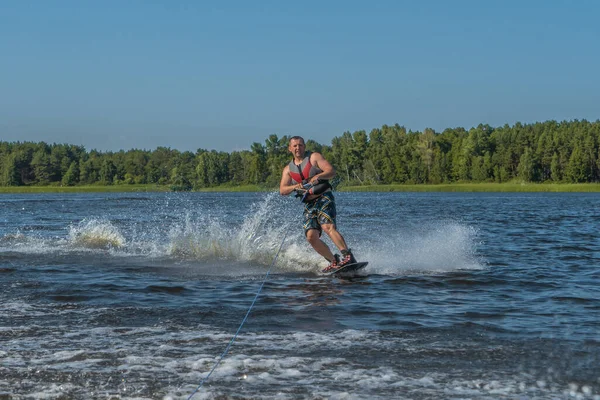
[279,165,302,196]
[309,152,336,183]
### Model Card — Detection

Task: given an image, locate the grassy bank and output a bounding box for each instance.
[2,182,600,193]
[0,184,171,193]
[193,184,270,192]
[0,184,271,193]
[340,183,600,192]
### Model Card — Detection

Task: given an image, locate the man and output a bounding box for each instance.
[279,136,357,272]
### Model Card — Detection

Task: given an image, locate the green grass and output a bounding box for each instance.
[0,183,273,193]
[193,184,271,192]
[3,182,600,193]
[339,182,600,192]
[0,184,171,193]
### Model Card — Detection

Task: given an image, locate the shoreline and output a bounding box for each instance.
[2,183,600,193]
[340,183,600,192]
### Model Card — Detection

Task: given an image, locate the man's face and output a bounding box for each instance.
[289,139,306,158]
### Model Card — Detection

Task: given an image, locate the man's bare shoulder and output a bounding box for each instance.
[309,151,325,161]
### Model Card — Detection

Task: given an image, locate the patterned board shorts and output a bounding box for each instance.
[302,191,336,236]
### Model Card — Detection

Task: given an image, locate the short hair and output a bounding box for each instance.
[289,136,305,144]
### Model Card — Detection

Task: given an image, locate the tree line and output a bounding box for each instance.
[1,119,599,189]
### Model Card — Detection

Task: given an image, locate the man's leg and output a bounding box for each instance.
[306,228,335,261]
[320,223,348,253]
[322,224,357,266]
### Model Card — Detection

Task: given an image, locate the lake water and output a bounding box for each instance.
[1,191,599,399]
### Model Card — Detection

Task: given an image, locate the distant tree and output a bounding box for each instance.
[1,153,19,186]
[550,152,562,182]
[416,128,435,180]
[566,144,589,183]
[100,159,117,185]
[79,158,96,184]
[31,149,52,185]
[248,142,267,184]
[518,147,537,182]
[61,161,80,186]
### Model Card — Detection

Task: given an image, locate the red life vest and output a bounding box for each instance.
[289,152,333,199]
[288,152,322,184]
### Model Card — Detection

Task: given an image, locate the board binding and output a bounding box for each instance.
[324,261,368,276]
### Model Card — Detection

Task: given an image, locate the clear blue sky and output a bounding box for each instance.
[1,0,599,153]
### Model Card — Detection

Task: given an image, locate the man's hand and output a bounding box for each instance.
[308,176,322,184]
[296,182,311,192]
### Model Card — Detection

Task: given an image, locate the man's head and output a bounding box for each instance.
[289,136,306,159]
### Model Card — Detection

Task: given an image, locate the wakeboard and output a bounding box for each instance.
[324,261,368,276]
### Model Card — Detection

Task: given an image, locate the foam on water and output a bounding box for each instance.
[360,221,484,275]
[3,322,596,400]
[0,193,484,275]
[164,193,321,272]
[0,301,49,317]
[0,230,56,254]
[68,218,127,249]
[159,195,485,275]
